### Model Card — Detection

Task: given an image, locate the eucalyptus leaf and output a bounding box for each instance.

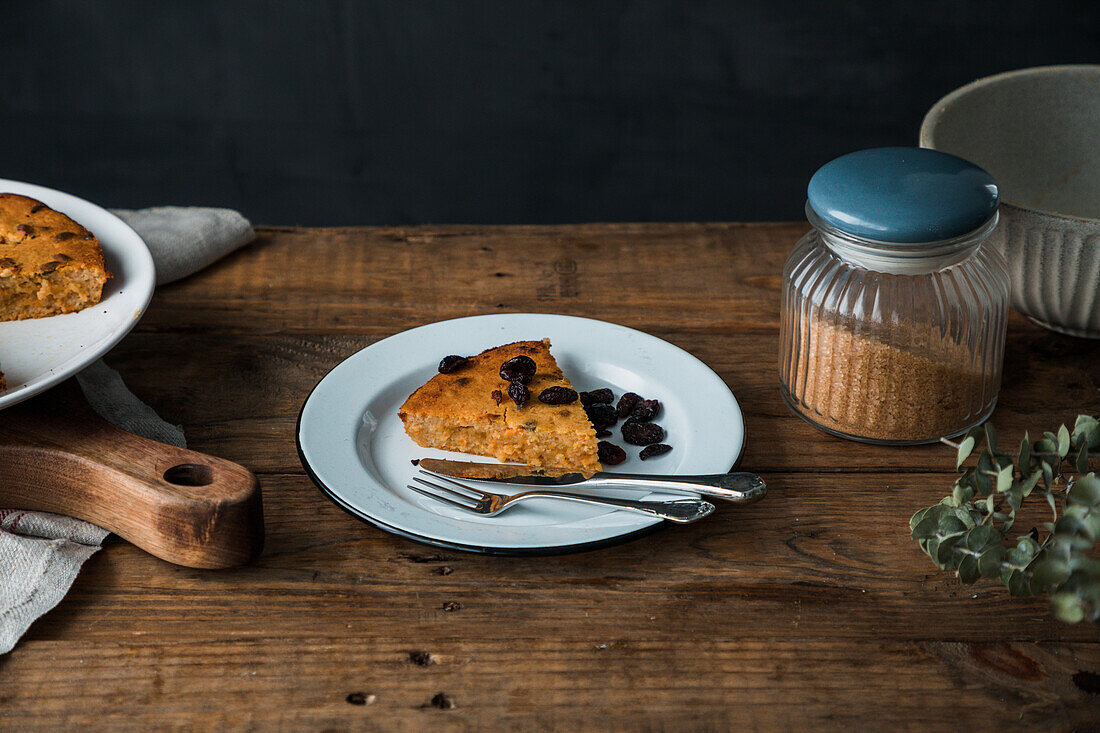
[1007,570,1033,597]
[1005,484,1024,512]
[910,514,942,541]
[1069,475,1100,506]
[1072,415,1100,450]
[985,423,998,451]
[951,485,969,507]
[977,545,1005,578]
[1036,438,1057,457]
[1018,434,1031,470]
[1021,470,1041,497]
[957,554,980,583]
[935,536,962,567]
[1050,592,1086,624]
[1015,536,1041,558]
[1030,558,1070,587]
[954,507,976,529]
[966,523,998,550]
[1064,534,1096,552]
[956,436,975,469]
[996,465,1013,493]
[937,513,967,535]
[1058,424,1071,458]
[1076,443,1089,475]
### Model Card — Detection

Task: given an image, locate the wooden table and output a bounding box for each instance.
[2,223,1098,730]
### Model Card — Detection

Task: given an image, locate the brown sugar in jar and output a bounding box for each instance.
[792,314,985,442]
[779,148,1010,445]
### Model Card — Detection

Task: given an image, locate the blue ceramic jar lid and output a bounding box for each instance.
[807,147,998,243]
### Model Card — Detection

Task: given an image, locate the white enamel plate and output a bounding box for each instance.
[0,179,155,409]
[297,313,745,554]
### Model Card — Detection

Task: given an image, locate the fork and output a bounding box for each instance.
[407,471,715,523]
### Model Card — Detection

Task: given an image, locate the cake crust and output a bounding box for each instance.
[399,339,600,471]
[0,193,110,321]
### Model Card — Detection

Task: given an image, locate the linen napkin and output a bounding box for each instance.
[0,207,254,654]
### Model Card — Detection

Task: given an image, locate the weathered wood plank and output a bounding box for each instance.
[1,638,1095,731]
[16,474,1100,645]
[134,224,795,336]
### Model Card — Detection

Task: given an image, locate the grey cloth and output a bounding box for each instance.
[75,361,187,449]
[0,207,253,654]
[0,511,109,654]
[109,207,253,285]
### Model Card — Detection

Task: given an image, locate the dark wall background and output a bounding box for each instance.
[1,1,1097,226]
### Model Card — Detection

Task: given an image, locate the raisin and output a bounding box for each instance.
[499,355,536,384]
[55,232,76,241]
[616,392,641,418]
[430,692,455,709]
[508,380,530,407]
[538,386,578,404]
[579,388,614,406]
[438,355,468,373]
[622,421,664,446]
[597,441,627,465]
[490,389,504,405]
[629,399,661,422]
[639,443,672,460]
[584,402,617,429]
[594,428,612,438]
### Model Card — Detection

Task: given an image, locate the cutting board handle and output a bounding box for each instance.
[0,381,263,569]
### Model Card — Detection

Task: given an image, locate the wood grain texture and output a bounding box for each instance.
[2,223,1098,730]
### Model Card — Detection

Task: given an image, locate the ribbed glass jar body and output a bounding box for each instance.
[778,220,1010,444]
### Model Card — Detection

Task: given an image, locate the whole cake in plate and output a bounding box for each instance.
[0,193,111,322]
[399,339,601,471]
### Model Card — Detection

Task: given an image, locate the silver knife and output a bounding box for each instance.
[417,458,766,504]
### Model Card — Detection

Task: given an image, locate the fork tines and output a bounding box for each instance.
[406,471,488,511]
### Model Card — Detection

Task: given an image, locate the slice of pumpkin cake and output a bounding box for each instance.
[0,193,111,322]
[399,339,600,471]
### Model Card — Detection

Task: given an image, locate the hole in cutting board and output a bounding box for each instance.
[163,463,214,486]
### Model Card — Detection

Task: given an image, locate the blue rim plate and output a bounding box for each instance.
[297,313,745,555]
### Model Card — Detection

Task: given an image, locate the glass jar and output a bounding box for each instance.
[779,147,1010,444]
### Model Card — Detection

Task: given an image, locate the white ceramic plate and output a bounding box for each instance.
[0,179,155,409]
[297,313,745,554]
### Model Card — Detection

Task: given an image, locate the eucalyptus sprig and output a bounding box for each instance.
[910,415,1100,624]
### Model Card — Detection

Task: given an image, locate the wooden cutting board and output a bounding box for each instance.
[0,380,263,568]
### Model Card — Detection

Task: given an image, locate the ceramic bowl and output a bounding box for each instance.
[920,65,1100,338]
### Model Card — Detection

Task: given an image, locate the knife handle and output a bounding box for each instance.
[591,471,766,504]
